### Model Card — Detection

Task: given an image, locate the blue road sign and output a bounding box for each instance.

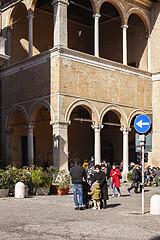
[134,115,151,134]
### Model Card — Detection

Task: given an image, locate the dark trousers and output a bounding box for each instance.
[128,181,142,193]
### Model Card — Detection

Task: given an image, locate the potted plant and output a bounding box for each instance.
[30,166,52,195]
[0,169,10,197]
[55,170,71,195]
[47,166,59,195]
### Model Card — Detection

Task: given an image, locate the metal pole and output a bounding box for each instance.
[140,134,145,214]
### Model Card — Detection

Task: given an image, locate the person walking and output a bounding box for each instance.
[91,165,108,209]
[110,163,121,197]
[88,182,101,210]
[70,158,86,210]
[127,165,142,193]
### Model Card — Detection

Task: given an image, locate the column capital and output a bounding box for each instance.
[52,0,69,7]
[25,124,35,132]
[50,121,70,129]
[93,13,101,19]
[121,24,128,29]
[91,125,104,131]
[120,128,131,133]
[27,9,34,19]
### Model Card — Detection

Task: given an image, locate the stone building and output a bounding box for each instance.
[0,0,159,178]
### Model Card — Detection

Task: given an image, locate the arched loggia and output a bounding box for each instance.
[68,0,94,55]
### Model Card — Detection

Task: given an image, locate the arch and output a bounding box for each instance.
[126,8,150,34]
[100,104,127,127]
[98,0,126,24]
[8,2,28,26]
[5,105,28,131]
[128,109,148,128]
[89,0,97,13]
[65,99,99,124]
[28,99,54,123]
[30,0,37,11]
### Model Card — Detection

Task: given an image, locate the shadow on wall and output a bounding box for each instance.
[53,134,68,169]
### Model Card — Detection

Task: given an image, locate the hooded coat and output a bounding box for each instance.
[91,171,109,200]
[88,184,101,200]
[110,168,121,188]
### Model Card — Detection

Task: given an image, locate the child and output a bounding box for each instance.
[88,182,101,210]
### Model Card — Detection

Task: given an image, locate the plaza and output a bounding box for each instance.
[0,185,160,240]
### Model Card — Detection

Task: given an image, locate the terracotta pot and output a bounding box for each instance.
[57,188,69,195]
[49,184,59,195]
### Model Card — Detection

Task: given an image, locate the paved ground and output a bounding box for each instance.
[0,184,160,240]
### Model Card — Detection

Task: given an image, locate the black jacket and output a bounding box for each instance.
[91,171,108,200]
[70,165,86,184]
[132,168,141,181]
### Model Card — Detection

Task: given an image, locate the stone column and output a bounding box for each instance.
[147,35,151,72]
[26,125,35,167]
[92,125,103,165]
[6,128,14,165]
[51,121,69,170]
[93,14,100,57]
[121,25,128,65]
[52,0,68,47]
[121,128,130,181]
[27,9,34,58]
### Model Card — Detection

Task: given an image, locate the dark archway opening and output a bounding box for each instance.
[127,14,148,70]
[99,3,122,63]
[129,116,137,165]
[101,110,122,166]
[68,106,94,163]
[68,0,94,55]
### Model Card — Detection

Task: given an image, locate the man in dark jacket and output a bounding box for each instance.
[91,165,109,209]
[70,158,86,210]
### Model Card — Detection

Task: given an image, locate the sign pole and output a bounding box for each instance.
[140,134,145,214]
[134,115,151,215]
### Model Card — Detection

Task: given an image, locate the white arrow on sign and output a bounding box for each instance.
[136,120,150,128]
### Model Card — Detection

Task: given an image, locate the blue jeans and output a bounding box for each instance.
[112,182,120,194]
[72,184,83,207]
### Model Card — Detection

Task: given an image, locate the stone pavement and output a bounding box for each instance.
[0,184,160,240]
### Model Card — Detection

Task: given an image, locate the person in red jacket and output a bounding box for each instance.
[110,163,121,197]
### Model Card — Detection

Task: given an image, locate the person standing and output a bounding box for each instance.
[88,183,101,210]
[91,165,108,209]
[70,158,86,210]
[110,163,121,197]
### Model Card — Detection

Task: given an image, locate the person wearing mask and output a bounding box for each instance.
[91,165,108,209]
[127,165,142,193]
[110,163,121,197]
[70,158,86,210]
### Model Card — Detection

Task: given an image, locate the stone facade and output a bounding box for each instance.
[0,0,159,171]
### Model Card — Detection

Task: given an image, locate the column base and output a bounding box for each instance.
[122,171,128,183]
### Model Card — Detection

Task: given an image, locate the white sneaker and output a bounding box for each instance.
[111,194,115,198]
[98,207,100,210]
[118,193,121,197]
[92,207,96,210]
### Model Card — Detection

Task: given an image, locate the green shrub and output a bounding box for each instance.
[127,171,133,181]
[30,166,52,189]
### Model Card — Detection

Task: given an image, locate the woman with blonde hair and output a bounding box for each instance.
[127,165,142,193]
